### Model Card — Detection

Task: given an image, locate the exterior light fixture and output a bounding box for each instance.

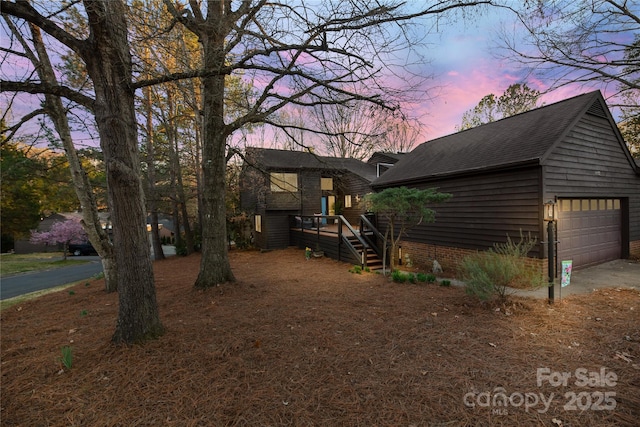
[543,200,557,222]
[543,199,557,304]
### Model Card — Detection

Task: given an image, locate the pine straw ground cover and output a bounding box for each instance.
[1,248,639,427]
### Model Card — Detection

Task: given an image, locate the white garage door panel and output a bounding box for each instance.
[557,199,621,269]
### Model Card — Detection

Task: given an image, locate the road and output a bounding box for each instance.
[1,256,103,300]
[0,246,176,301]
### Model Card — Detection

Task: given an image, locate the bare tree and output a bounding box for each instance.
[3,16,119,292]
[163,0,493,287]
[500,0,639,106]
[1,1,163,343]
[310,92,388,160]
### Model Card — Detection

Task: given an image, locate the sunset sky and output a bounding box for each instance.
[2,3,635,150]
[405,6,630,142]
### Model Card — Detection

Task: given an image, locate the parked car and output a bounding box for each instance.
[68,242,98,256]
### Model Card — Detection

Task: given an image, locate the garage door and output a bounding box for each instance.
[557,199,621,269]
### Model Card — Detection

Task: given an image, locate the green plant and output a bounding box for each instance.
[459,231,544,302]
[440,279,451,287]
[60,346,73,369]
[85,282,90,287]
[364,266,370,273]
[175,242,188,256]
[349,265,362,274]
[391,269,407,283]
[408,273,416,283]
[425,273,437,283]
[80,309,88,317]
[68,290,75,295]
[416,272,427,282]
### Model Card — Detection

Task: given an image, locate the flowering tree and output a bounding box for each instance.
[30,219,88,260]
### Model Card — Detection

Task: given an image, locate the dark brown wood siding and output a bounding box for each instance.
[376,166,543,256]
[340,174,371,224]
[543,113,640,248]
[265,211,295,249]
[239,167,266,214]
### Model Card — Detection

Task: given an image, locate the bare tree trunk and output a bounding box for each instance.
[195,2,235,287]
[81,0,163,343]
[165,88,194,254]
[143,83,164,261]
[27,23,118,292]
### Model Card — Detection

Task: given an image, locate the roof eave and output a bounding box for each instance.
[372,158,542,189]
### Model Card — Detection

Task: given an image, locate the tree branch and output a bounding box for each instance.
[0,80,95,110]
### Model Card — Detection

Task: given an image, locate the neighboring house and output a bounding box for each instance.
[372,90,640,273]
[14,211,112,254]
[240,147,381,250]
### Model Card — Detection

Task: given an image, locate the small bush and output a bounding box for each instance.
[440,279,451,287]
[425,273,437,283]
[391,269,407,283]
[68,290,75,295]
[80,309,88,317]
[408,273,416,283]
[175,242,188,256]
[349,265,363,274]
[459,231,544,302]
[416,272,428,282]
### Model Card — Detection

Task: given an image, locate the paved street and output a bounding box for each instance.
[0,257,103,300]
[1,245,176,300]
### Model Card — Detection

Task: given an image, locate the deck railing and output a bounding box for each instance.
[289,214,373,267]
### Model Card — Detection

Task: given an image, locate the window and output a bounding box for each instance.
[255,214,262,233]
[321,177,333,191]
[344,195,352,208]
[270,173,298,192]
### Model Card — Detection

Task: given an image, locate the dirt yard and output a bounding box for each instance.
[1,248,639,426]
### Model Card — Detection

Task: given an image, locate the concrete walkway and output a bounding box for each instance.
[512,259,640,300]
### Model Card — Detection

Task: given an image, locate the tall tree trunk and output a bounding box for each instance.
[165,88,193,254]
[195,2,235,287]
[172,127,194,253]
[81,0,163,343]
[143,83,164,261]
[28,23,119,292]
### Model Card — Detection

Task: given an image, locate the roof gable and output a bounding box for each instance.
[373,91,613,186]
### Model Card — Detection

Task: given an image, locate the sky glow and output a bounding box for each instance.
[2,2,636,152]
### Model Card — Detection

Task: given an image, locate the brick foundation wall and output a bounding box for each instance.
[397,239,639,281]
[631,240,640,259]
[398,240,547,278]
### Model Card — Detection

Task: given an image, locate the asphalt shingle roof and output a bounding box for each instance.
[244,148,378,182]
[372,91,603,187]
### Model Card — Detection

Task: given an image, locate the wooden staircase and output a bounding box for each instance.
[346,235,384,270]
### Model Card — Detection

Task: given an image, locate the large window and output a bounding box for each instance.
[321,177,333,191]
[270,172,298,192]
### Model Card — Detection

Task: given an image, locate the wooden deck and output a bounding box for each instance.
[289,215,384,269]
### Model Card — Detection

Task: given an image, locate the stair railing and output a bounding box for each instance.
[338,215,370,268]
[359,214,387,261]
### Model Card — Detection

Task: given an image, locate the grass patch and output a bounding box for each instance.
[0,253,88,277]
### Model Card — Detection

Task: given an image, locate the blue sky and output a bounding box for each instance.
[408,6,626,141]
